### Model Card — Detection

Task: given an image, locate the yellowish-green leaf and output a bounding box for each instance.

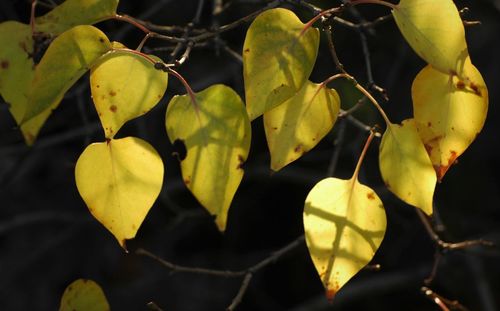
[412,59,488,181]
[264,80,339,171]
[36,0,119,35]
[379,119,436,215]
[165,84,251,231]
[304,177,386,301]
[90,48,168,138]
[24,25,112,122]
[59,279,110,311]
[0,21,59,144]
[75,137,163,249]
[392,0,468,75]
[243,8,319,121]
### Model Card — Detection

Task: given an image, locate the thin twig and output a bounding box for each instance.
[137,235,305,310]
[421,287,470,311]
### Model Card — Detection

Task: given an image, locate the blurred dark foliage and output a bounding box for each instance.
[1,0,500,310]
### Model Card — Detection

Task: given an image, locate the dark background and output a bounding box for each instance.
[1,0,500,310]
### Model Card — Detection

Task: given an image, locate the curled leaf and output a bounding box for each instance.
[165,85,251,230]
[90,47,168,138]
[304,177,386,301]
[75,137,164,249]
[412,59,488,181]
[243,8,319,120]
[59,279,110,311]
[264,80,339,171]
[24,25,112,122]
[379,119,436,215]
[392,0,468,75]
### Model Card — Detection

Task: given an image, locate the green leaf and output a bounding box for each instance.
[392,0,468,75]
[243,8,319,121]
[36,0,119,35]
[59,279,110,311]
[0,21,58,144]
[165,84,251,231]
[264,80,339,171]
[304,177,386,301]
[412,58,488,181]
[379,119,436,215]
[24,25,112,122]
[75,137,164,249]
[90,47,168,138]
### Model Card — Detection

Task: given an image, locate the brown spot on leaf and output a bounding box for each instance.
[456,81,465,89]
[427,122,432,127]
[109,90,117,97]
[110,105,117,112]
[99,37,105,43]
[367,192,375,200]
[184,178,191,185]
[0,60,9,69]
[237,154,245,170]
[96,84,100,88]
[272,127,278,130]
[469,82,481,96]
[294,144,302,153]
[435,150,458,181]
[244,48,250,53]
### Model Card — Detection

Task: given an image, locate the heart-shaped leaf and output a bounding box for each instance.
[165,84,251,231]
[304,177,386,299]
[379,119,436,215]
[243,8,319,120]
[90,47,168,138]
[36,0,119,35]
[75,137,164,249]
[392,0,468,75]
[412,59,488,181]
[59,279,109,311]
[264,80,340,171]
[24,25,111,122]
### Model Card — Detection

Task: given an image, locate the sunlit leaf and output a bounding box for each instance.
[243,8,319,120]
[90,47,168,138]
[165,84,251,230]
[24,25,111,122]
[379,119,436,215]
[412,59,488,181]
[75,137,163,249]
[36,0,119,35]
[59,279,110,311]
[304,177,386,301]
[0,21,59,144]
[264,80,339,171]
[392,0,468,75]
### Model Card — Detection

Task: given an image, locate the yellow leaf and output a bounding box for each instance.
[90,47,168,138]
[24,25,112,122]
[412,59,488,181]
[243,8,319,120]
[304,177,386,301]
[379,119,436,215]
[165,85,251,230]
[59,279,110,311]
[264,80,340,171]
[0,21,59,145]
[75,137,164,249]
[392,0,468,75]
[36,0,119,35]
